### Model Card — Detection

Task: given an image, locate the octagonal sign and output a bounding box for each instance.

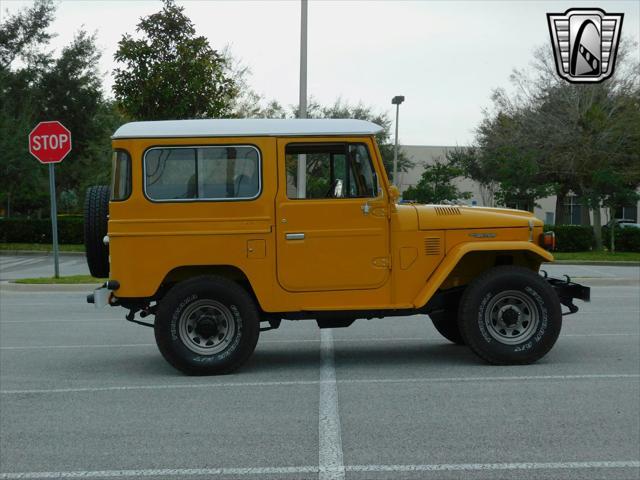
[29,121,72,164]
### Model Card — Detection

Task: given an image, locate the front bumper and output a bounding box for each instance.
[542,273,591,315]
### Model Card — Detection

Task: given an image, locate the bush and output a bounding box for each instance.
[602,225,640,252]
[544,224,594,252]
[0,216,83,244]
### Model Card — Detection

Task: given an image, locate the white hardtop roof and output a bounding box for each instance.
[112,118,383,139]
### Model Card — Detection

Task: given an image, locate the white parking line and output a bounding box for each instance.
[0,460,638,479]
[318,329,345,480]
[1,333,638,350]
[2,374,637,395]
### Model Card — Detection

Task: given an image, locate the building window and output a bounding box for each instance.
[614,205,638,222]
[564,195,583,225]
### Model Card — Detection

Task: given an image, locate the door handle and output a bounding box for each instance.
[285,233,305,240]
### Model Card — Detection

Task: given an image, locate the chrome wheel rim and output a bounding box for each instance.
[178,300,237,355]
[484,290,539,345]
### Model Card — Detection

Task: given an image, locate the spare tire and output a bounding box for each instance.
[84,185,110,278]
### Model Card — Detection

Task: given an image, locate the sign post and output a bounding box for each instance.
[28,121,72,278]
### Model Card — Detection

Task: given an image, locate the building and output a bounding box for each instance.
[397,145,639,226]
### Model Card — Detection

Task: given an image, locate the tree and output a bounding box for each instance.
[0,0,121,217]
[113,0,238,120]
[0,0,56,216]
[38,31,119,197]
[306,99,414,177]
[241,97,415,179]
[402,155,471,204]
[463,41,640,246]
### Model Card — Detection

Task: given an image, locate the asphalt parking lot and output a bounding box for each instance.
[0,263,638,479]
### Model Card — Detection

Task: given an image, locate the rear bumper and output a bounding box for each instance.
[86,280,120,308]
[543,273,591,315]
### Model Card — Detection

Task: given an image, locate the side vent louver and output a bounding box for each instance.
[424,237,441,256]
[434,206,461,216]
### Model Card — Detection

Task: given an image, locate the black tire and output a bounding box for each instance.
[154,275,260,375]
[430,311,465,345]
[84,185,110,278]
[457,266,562,365]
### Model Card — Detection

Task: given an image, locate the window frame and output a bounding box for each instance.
[142,144,263,203]
[284,141,380,201]
[110,149,132,202]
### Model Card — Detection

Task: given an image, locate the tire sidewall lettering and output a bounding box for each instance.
[170,293,198,341]
[477,292,493,343]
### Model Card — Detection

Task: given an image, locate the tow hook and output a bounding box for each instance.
[540,270,591,316]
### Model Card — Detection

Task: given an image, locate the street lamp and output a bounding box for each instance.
[391,95,405,187]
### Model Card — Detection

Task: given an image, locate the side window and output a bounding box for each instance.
[111,150,131,201]
[285,143,378,199]
[144,146,260,201]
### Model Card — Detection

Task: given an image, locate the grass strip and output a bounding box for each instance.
[553,251,640,262]
[0,243,84,252]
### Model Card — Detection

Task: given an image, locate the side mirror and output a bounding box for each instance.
[388,185,400,204]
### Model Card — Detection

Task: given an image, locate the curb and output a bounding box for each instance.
[0,250,84,257]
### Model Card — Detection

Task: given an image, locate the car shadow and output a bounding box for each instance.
[243,340,479,374]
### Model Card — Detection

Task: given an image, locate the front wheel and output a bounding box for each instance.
[457,266,562,365]
[154,276,260,375]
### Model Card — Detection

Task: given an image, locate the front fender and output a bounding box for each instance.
[413,241,554,308]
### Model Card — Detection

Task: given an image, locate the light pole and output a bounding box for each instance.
[297,0,308,198]
[391,95,404,187]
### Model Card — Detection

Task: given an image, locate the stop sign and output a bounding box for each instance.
[29,121,72,164]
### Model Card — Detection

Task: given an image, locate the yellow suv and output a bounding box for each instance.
[85,119,589,375]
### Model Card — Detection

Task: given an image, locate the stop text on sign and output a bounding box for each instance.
[28,121,72,164]
[31,133,70,151]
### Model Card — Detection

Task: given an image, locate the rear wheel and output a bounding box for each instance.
[457,266,562,365]
[154,276,260,375]
[430,311,465,345]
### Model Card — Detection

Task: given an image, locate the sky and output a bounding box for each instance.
[2,0,639,146]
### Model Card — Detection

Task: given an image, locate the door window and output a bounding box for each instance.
[285,143,377,199]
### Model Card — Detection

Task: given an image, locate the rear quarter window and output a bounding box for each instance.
[143,146,261,202]
[111,150,131,201]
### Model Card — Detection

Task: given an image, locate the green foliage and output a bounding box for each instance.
[0,0,55,68]
[402,156,471,204]
[0,216,83,244]
[113,0,238,120]
[543,225,594,252]
[601,225,640,252]
[254,98,414,179]
[305,100,414,176]
[59,190,79,213]
[463,43,640,224]
[0,1,121,217]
